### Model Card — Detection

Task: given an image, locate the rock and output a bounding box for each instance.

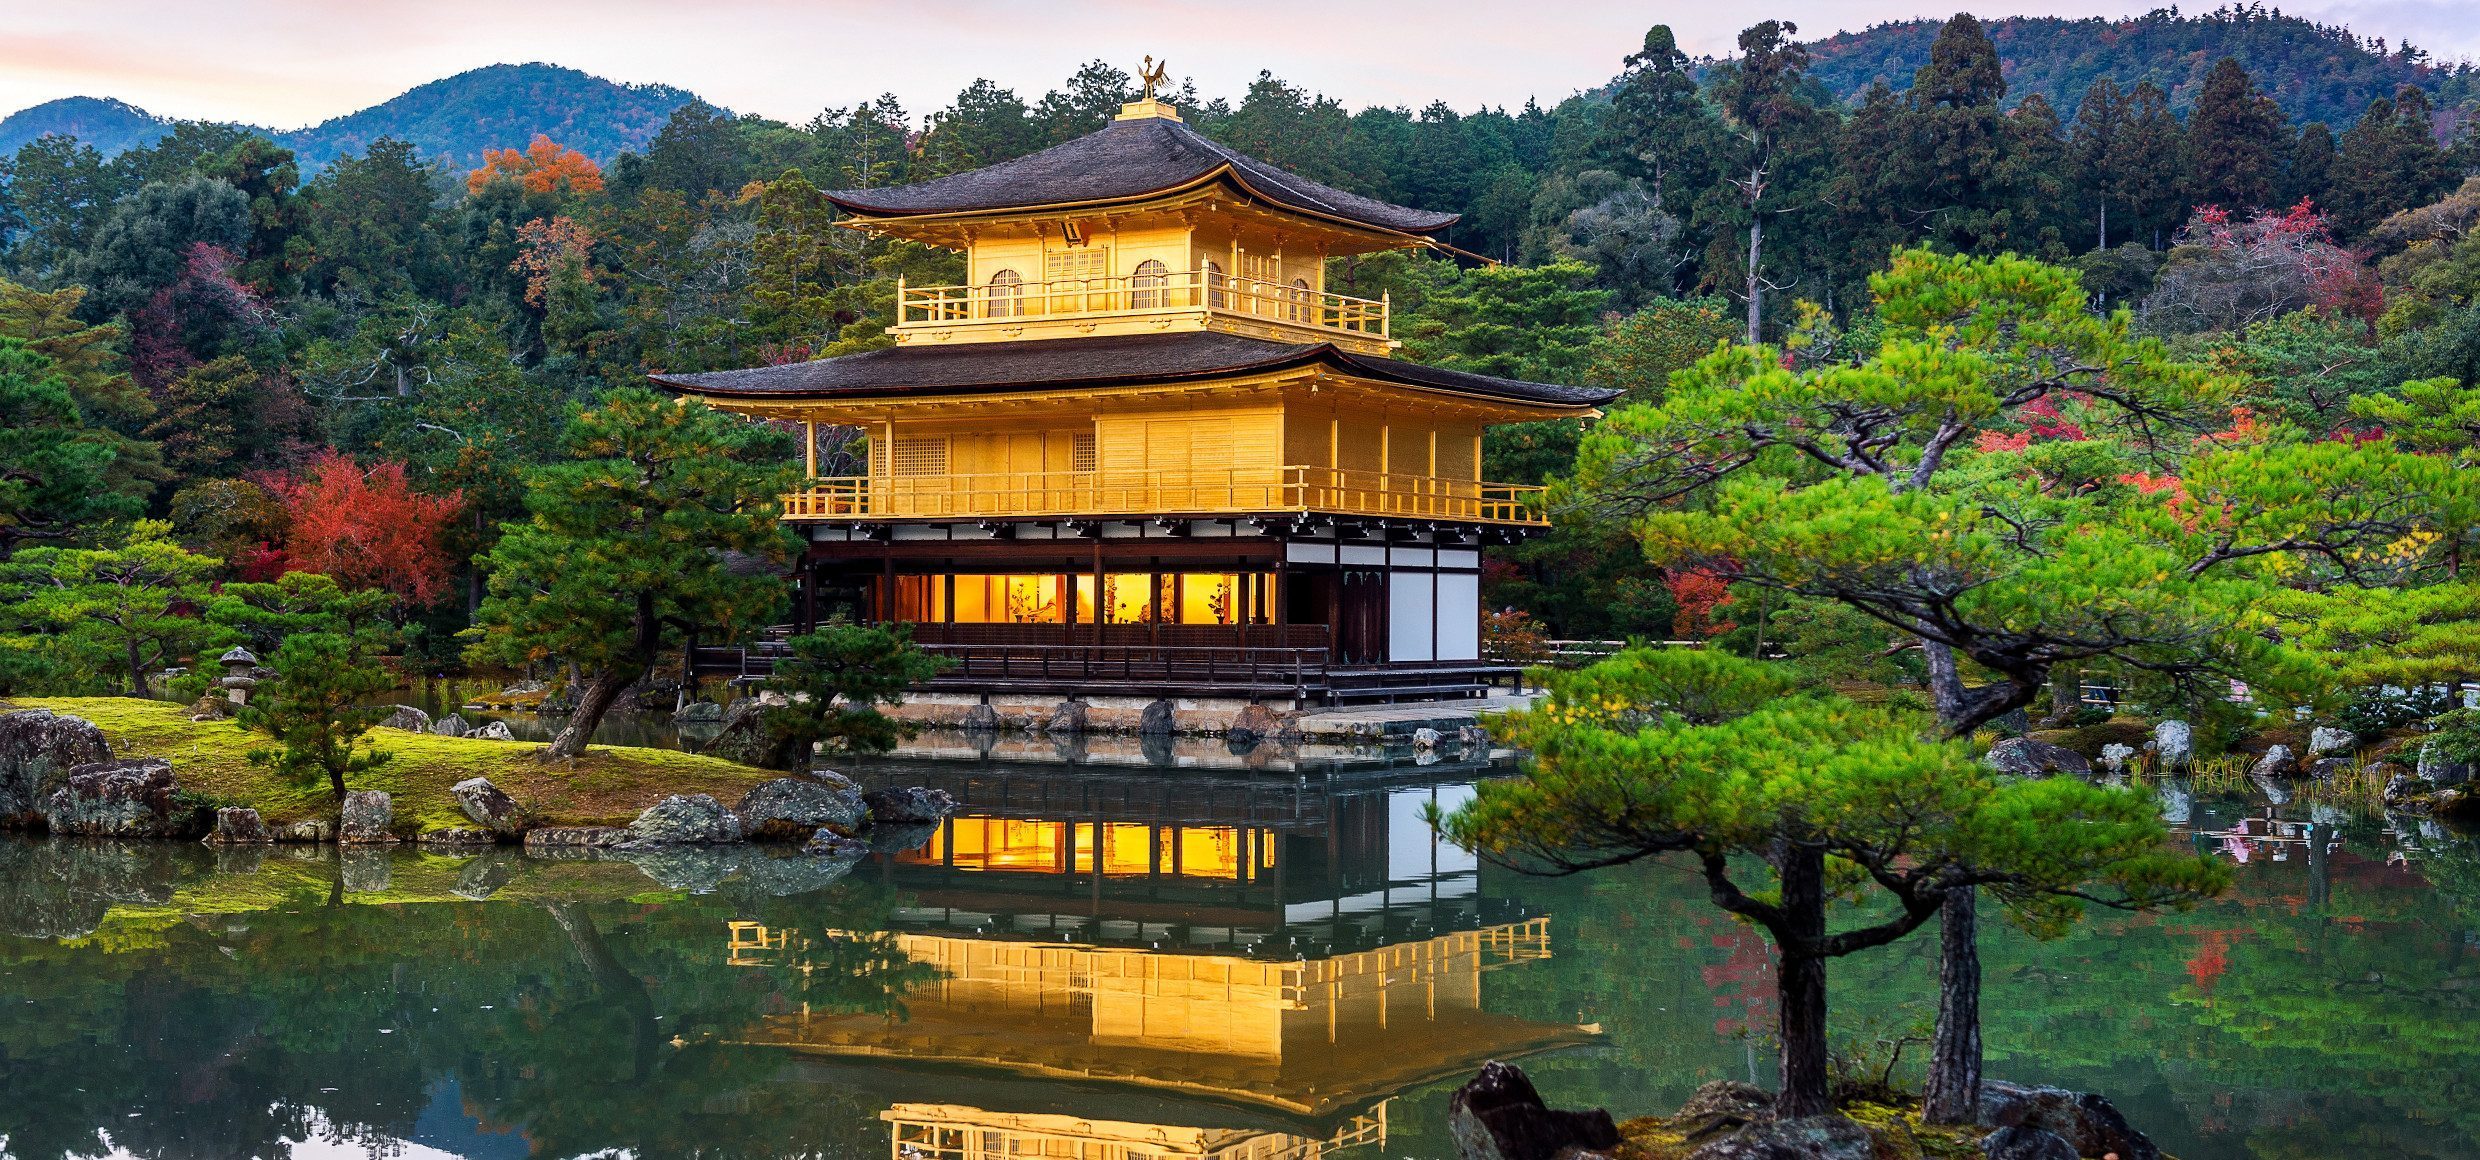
[1413,727,1444,751]
[2151,720,2192,768]
[2252,773,2292,805]
[1459,724,1492,751]
[2097,743,2137,773]
[523,825,626,849]
[1685,1115,1873,1160]
[2305,756,2348,781]
[2308,726,2357,756]
[417,828,498,848]
[2418,741,2475,787]
[283,820,334,843]
[454,854,516,900]
[861,785,956,826]
[961,702,1002,731]
[622,793,742,846]
[205,807,273,845]
[1979,1126,2078,1160]
[700,699,782,767]
[741,840,868,896]
[1139,699,1177,736]
[339,790,395,844]
[452,777,523,835]
[865,821,942,854]
[0,709,112,825]
[674,700,725,723]
[1986,737,2093,776]
[43,758,192,837]
[188,695,231,722]
[378,705,431,732]
[430,713,471,738]
[1226,703,1282,743]
[1044,699,1088,735]
[1675,1079,1773,1124]
[614,846,740,892]
[1977,1080,2159,1160]
[1445,1061,1620,1160]
[500,679,548,696]
[738,776,868,840]
[2248,744,2296,779]
[468,720,517,742]
[0,839,198,939]
[339,849,391,893]
[2385,772,2437,812]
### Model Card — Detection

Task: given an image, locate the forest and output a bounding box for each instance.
[4,6,2480,692]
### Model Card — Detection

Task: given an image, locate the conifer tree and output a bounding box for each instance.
[2185,58,2289,212]
[2071,78,2131,250]
[1602,25,1718,216]
[2117,81,2191,248]
[2329,88,2455,238]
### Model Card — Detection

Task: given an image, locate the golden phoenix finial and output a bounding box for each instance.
[1139,56,1170,101]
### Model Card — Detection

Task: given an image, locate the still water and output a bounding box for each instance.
[0,742,2474,1160]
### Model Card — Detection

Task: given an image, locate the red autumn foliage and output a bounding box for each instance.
[468,134,605,196]
[510,215,596,308]
[1666,566,1737,638]
[260,452,463,607]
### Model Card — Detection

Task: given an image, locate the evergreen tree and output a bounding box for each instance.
[919,80,1040,177]
[0,338,138,555]
[0,135,121,280]
[2329,88,2456,238]
[1702,20,1833,341]
[753,623,952,769]
[2185,57,2289,212]
[2118,81,2192,248]
[2285,121,2337,209]
[1602,25,1718,216]
[71,175,252,319]
[5,520,219,695]
[2071,77,2132,250]
[1033,60,1136,143]
[292,138,447,299]
[237,631,396,808]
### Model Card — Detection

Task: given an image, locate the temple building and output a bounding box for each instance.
[657,85,1615,704]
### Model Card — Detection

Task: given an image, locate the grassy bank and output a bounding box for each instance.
[12,696,777,832]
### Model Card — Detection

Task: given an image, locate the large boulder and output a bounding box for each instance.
[430,713,472,738]
[960,702,1002,731]
[623,793,742,846]
[205,807,273,845]
[700,699,783,768]
[452,777,523,836]
[282,819,333,843]
[1979,1126,2077,1160]
[339,790,395,844]
[1139,699,1177,736]
[1685,1115,1874,1160]
[2308,726,2357,756]
[1446,1061,1620,1160]
[378,705,431,732]
[1674,1080,1773,1128]
[1986,737,2092,776]
[674,699,725,723]
[44,758,193,837]
[1976,1080,2159,1160]
[1044,699,1088,736]
[523,825,626,850]
[468,720,516,742]
[2248,745,2296,779]
[0,709,112,825]
[1226,703,1283,744]
[2150,720,2193,768]
[861,785,956,826]
[2097,743,2137,773]
[737,774,868,840]
[2419,741,2475,787]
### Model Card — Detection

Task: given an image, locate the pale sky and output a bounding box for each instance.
[2,1,2473,128]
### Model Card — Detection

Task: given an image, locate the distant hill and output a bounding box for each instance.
[0,96,172,156]
[1804,6,2475,126]
[0,63,700,171]
[276,63,700,171]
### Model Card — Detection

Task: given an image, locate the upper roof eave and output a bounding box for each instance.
[826,169,1453,247]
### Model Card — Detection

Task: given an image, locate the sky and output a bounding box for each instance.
[2,0,2475,128]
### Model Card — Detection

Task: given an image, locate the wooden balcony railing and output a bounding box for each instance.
[896,269,1389,340]
[779,466,1548,526]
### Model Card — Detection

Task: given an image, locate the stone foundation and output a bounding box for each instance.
[882,692,1311,737]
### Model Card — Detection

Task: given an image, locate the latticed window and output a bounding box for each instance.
[1071,432,1097,472]
[1045,249,1106,311]
[984,268,1023,318]
[889,437,948,476]
[1203,260,1228,309]
[1289,277,1313,323]
[1130,258,1169,309]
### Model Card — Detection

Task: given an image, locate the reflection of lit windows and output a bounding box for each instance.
[1179,573,1241,625]
[912,818,1071,871]
[1175,827,1246,879]
[950,575,1064,624]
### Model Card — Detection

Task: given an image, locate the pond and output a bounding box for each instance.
[0,746,2474,1160]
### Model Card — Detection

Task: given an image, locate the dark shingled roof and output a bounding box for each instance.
[823,116,1459,236]
[651,332,1615,409]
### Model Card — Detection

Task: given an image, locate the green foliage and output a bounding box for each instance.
[71,175,252,318]
[2,520,219,695]
[1583,296,1740,404]
[754,623,953,769]
[237,631,395,807]
[1402,259,1611,382]
[0,337,139,555]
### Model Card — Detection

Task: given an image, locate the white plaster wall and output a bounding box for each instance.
[1435,571,1480,660]
[1389,567,1434,661]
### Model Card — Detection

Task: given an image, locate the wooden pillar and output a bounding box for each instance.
[804,420,817,478]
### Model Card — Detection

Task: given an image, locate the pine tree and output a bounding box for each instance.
[2118,81,2191,248]
[1601,25,1719,215]
[2185,58,2289,213]
[2329,88,2456,238]
[2285,122,2337,209]
[2071,78,2131,250]
[1702,20,1832,341]
[1889,14,2022,255]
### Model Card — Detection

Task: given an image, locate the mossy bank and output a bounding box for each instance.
[8,696,780,834]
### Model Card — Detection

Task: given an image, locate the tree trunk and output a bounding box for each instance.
[1923,885,1983,1124]
[2098,200,2108,252]
[2040,665,2080,728]
[1745,212,1765,345]
[1922,637,1967,732]
[125,634,146,697]
[547,665,639,760]
[1774,841,1833,1118]
[547,903,659,1083]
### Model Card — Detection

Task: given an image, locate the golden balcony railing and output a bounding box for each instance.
[779,466,1547,526]
[896,269,1389,340]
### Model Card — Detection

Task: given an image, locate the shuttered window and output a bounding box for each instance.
[889,437,948,477]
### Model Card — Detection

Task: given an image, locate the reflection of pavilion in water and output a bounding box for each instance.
[731,763,1592,1157]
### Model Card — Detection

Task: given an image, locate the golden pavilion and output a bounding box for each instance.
[655,87,1614,703]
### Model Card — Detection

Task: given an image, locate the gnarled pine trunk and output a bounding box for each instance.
[1775,841,1833,1119]
[1923,885,1983,1124]
[546,665,640,760]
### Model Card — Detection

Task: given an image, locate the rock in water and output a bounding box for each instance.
[1980,1126,2078,1160]
[1459,724,1492,751]
[743,838,868,896]
[205,807,273,844]
[452,777,522,835]
[283,820,334,843]
[1226,703,1281,744]
[454,855,515,900]
[623,794,742,846]
[1412,727,1444,751]
[861,785,956,826]
[468,720,516,742]
[738,776,868,840]
[613,847,740,892]
[1044,699,1088,735]
[700,699,781,767]
[1685,1115,1874,1160]
[378,705,431,732]
[0,709,112,825]
[339,849,391,893]
[1138,699,1177,736]
[961,702,1001,731]
[1446,1060,1620,1160]
[1986,737,2093,776]
[339,790,395,843]
[2151,720,2192,768]
[673,700,725,723]
[430,714,471,738]
[2308,726,2357,756]
[2419,741,2475,787]
[45,758,192,837]
[804,828,870,858]
[1977,1080,2160,1160]
[2098,743,2136,772]
[2248,745,2296,779]
[524,826,625,849]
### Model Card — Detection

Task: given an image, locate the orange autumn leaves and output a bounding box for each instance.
[466,134,604,196]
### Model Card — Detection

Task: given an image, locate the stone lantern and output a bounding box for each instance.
[219,646,260,707]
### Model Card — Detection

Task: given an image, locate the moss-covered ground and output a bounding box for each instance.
[1613,1101,1989,1159]
[11,696,777,832]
